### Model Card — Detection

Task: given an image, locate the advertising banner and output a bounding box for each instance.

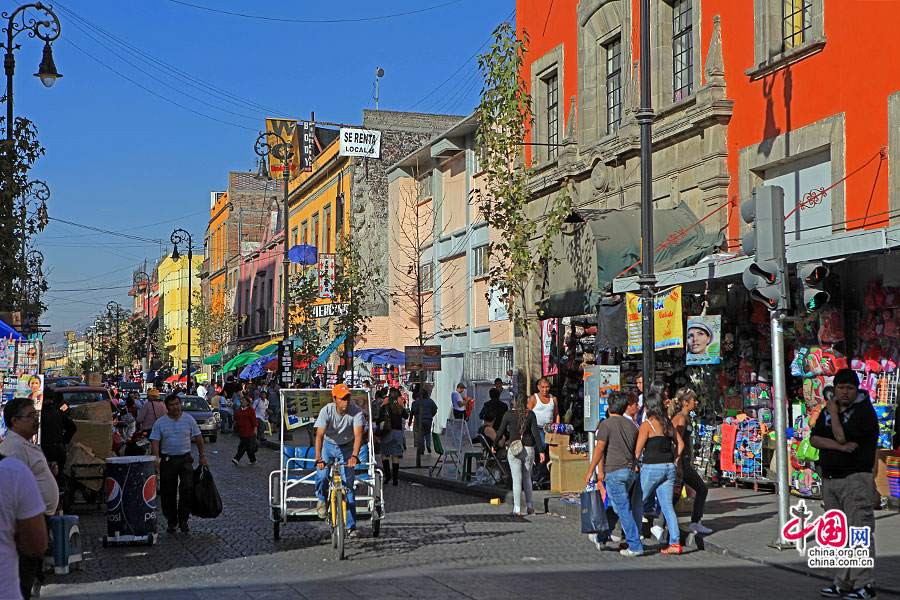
[541,319,559,376]
[685,315,722,365]
[281,388,369,429]
[405,345,442,371]
[318,254,336,299]
[626,285,684,354]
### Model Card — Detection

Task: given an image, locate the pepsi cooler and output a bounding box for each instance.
[104,456,158,545]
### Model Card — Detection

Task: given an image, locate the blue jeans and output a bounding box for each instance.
[314,442,357,530]
[218,410,232,432]
[640,462,679,544]
[605,468,643,553]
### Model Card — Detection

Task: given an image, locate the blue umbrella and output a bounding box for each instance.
[288,244,318,266]
[239,353,275,379]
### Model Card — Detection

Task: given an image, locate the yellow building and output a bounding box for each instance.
[158,254,203,369]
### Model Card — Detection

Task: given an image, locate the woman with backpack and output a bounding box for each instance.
[634,392,684,554]
[379,387,408,486]
[493,394,544,516]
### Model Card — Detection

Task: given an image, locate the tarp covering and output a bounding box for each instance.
[0,317,25,341]
[253,339,281,353]
[538,202,724,318]
[202,351,224,365]
[351,348,406,366]
[221,351,262,372]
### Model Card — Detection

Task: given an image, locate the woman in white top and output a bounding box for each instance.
[527,377,558,447]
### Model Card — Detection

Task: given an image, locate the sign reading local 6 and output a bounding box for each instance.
[626,285,684,354]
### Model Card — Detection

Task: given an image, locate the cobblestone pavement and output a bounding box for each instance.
[41,434,834,600]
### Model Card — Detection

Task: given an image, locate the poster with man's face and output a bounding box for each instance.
[685,315,721,365]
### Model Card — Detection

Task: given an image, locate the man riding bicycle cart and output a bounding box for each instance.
[270,383,384,559]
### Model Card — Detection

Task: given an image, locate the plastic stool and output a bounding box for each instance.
[46,515,82,574]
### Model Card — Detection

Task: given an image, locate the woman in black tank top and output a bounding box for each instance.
[671,387,711,535]
[634,392,684,554]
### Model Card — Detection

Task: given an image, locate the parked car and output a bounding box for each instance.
[178,395,219,443]
[55,386,115,411]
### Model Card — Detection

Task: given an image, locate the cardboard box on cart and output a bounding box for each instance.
[550,456,589,492]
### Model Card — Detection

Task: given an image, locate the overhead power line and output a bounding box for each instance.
[164,0,465,23]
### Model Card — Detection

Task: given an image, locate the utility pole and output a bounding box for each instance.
[637,0,656,387]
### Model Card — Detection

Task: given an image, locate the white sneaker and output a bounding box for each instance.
[690,521,712,534]
[619,548,643,557]
[609,533,622,543]
[650,524,667,542]
[589,533,605,551]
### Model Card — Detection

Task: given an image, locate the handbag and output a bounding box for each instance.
[249,435,259,454]
[580,488,610,534]
[191,466,223,518]
[507,439,526,460]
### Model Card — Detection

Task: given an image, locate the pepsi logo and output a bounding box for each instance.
[106,478,122,510]
[143,475,157,508]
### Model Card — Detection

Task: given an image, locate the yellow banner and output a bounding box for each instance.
[626,285,684,354]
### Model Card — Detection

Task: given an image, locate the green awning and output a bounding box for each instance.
[221,351,261,372]
[203,351,224,365]
[538,202,724,318]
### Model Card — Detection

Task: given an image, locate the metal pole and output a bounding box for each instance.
[282,150,290,373]
[637,0,656,387]
[771,311,791,544]
[187,242,192,390]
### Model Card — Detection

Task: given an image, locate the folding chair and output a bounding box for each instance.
[428,432,460,477]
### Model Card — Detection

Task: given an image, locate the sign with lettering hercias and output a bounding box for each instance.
[339,128,381,158]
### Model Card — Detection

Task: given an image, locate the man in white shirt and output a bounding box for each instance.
[0,455,47,600]
[150,393,207,534]
[0,398,56,600]
[253,391,269,441]
[451,383,467,419]
[196,381,208,401]
[494,378,513,406]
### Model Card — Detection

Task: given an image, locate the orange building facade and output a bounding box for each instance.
[518,0,900,247]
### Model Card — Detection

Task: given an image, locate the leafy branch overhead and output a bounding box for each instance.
[474,22,572,357]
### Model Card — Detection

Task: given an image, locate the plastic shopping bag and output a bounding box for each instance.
[192,465,223,518]
[580,488,610,534]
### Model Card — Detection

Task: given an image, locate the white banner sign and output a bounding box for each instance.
[311,302,348,320]
[339,128,381,158]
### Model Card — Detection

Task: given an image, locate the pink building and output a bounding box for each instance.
[235,210,283,349]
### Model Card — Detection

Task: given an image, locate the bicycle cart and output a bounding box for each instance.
[269,388,383,559]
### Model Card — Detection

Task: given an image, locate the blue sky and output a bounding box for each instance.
[16,0,512,340]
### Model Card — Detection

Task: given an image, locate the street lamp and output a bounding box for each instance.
[106,300,121,382]
[253,130,293,387]
[134,270,152,380]
[2,2,62,144]
[170,228,193,388]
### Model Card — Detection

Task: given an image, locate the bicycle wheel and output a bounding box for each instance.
[334,492,346,560]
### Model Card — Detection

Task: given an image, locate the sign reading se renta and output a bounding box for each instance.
[339,128,381,158]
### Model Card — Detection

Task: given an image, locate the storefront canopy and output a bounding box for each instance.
[253,339,281,354]
[0,317,25,341]
[202,351,224,365]
[351,348,406,366]
[221,351,262,372]
[538,202,723,318]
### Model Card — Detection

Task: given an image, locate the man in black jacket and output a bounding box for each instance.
[39,391,76,483]
[811,369,879,600]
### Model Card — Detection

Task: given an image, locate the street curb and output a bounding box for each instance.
[397,468,511,501]
[700,539,900,597]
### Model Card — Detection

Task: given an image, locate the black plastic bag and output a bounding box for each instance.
[580,489,609,534]
[192,465,223,518]
[249,435,259,454]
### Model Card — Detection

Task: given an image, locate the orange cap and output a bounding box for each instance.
[331,383,351,398]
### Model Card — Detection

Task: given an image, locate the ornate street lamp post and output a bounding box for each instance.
[134,270,152,381]
[170,228,193,387]
[106,300,121,381]
[253,131,293,387]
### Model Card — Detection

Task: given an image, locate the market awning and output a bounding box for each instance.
[253,339,281,354]
[221,351,262,372]
[203,351,224,365]
[538,202,724,318]
[351,348,406,366]
[0,317,25,341]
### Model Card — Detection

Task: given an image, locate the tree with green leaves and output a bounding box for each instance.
[0,113,50,317]
[474,22,572,395]
[193,290,245,360]
[334,232,372,381]
[289,265,325,377]
[151,321,173,368]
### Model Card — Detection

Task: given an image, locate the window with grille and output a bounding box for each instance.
[421,262,434,292]
[605,38,622,133]
[545,73,559,160]
[301,220,308,246]
[783,0,812,50]
[472,245,489,278]
[672,0,693,101]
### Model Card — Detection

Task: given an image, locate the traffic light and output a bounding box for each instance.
[797,261,830,311]
[741,186,790,311]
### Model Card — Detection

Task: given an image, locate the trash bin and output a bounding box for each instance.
[45,515,82,574]
[104,456,157,545]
